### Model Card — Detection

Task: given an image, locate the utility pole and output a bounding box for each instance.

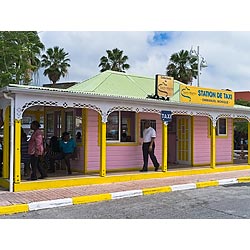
[190,46,207,87]
[197,46,200,87]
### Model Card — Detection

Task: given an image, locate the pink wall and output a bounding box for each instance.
[86,110,100,170]
[193,116,233,165]
[83,112,233,171]
[216,119,233,163]
[193,117,211,164]
[86,110,162,171]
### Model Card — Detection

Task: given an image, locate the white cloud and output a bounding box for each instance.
[38,31,250,91]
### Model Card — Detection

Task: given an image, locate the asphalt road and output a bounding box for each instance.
[2,182,250,219]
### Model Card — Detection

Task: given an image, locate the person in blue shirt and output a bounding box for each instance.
[59,132,76,175]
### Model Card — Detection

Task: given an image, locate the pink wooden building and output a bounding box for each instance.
[0,70,250,192]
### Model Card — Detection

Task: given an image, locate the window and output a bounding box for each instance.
[75,109,82,144]
[46,113,54,138]
[65,111,74,136]
[216,118,227,136]
[209,118,227,136]
[106,111,136,142]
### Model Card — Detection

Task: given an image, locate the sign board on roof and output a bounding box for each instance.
[155,75,174,98]
[180,85,234,107]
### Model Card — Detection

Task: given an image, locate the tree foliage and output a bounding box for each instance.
[98,48,130,73]
[0,31,45,87]
[41,46,71,84]
[234,99,250,135]
[166,49,198,85]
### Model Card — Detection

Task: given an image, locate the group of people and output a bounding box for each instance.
[22,119,159,180]
[46,132,77,174]
[22,120,77,181]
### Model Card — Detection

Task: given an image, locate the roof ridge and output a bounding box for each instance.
[125,75,151,95]
[91,71,113,92]
[105,70,154,80]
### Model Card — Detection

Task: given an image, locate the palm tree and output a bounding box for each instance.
[166,49,198,85]
[41,46,71,85]
[98,48,130,73]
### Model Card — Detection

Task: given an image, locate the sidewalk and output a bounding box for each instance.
[1,169,250,216]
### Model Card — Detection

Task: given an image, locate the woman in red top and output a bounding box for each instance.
[27,121,47,180]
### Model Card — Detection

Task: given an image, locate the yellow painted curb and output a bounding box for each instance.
[196,180,219,189]
[0,204,29,215]
[72,193,112,205]
[237,177,250,183]
[143,186,172,195]
[11,165,250,192]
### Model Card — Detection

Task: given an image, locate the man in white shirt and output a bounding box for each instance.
[140,120,160,172]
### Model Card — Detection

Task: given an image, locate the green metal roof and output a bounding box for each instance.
[2,71,180,102]
[68,70,155,98]
[7,71,250,111]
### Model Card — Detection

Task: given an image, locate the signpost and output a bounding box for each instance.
[161,110,172,125]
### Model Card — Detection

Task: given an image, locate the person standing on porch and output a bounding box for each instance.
[140,120,160,172]
[27,121,47,180]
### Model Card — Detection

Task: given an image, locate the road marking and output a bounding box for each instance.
[28,198,73,211]
[111,190,143,199]
[170,183,196,191]
[218,178,238,185]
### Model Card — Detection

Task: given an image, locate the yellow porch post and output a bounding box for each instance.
[2,106,10,178]
[83,108,88,174]
[248,122,250,165]
[100,121,106,177]
[210,122,216,169]
[14,119,21,184]
[162,122,168,172]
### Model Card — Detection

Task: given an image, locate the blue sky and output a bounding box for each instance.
[150,32,174,46]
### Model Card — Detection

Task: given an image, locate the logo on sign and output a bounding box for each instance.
[161,111,172,124]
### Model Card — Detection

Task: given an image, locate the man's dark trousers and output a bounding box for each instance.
[142,142,159,170]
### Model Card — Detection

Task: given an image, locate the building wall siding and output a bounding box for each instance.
[86,111,162,171]
[86,109,100,170]
[193,116,233,165]
[216,118,233,163]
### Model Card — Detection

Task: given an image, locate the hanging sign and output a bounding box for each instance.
[155,75,174,98]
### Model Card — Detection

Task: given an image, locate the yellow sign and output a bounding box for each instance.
[156,75,174,97]
[180,85,234,107]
